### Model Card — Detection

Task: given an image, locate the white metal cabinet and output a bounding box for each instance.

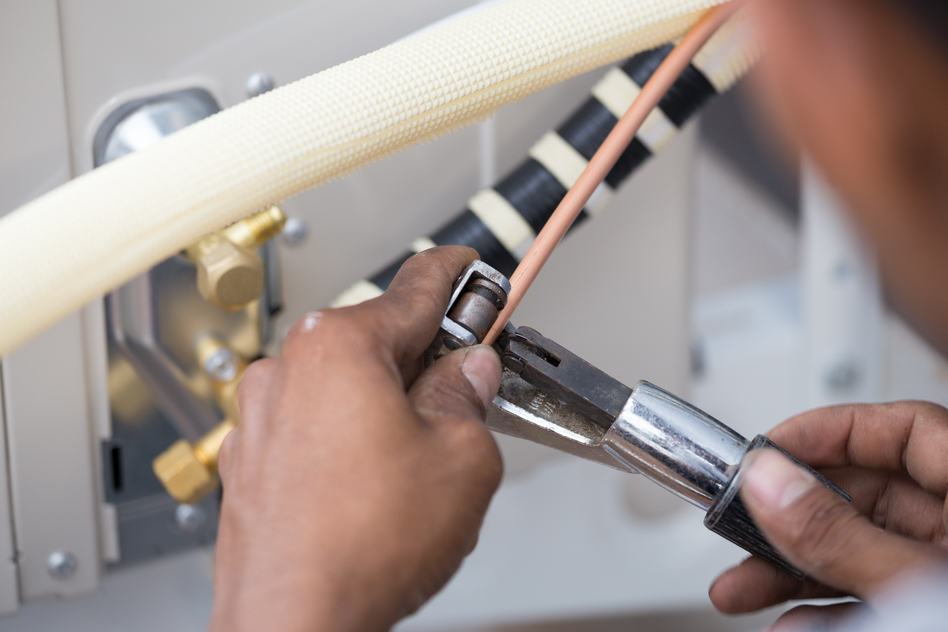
[0,0,104,608]
[2,315,103,601]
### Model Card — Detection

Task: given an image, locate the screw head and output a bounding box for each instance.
[47,551,77,580]
[203,347,238,382]
[279,216,310,248]
[824,362,860,391]
[246,72,275,98]
[175,503,208,533]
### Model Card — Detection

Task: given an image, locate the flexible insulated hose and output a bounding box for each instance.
[331,12,756,307]
[0,0,726,357]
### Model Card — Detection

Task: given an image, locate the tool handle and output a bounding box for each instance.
[704,434,852,579]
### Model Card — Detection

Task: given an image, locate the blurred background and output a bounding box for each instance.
[2,1,947,630]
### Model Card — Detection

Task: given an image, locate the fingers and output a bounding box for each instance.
[710,556,844,614]
[408,343,504,495]
[281,247,478,389]
[408,345,502,426]
[371,246,480,367]
[220,357,282,483]
[740,449,943,598]
[826,467,947,543]
[768,603,867,632]
[768,401,948,497]
[709,464,948,614]
[235,358,282,428]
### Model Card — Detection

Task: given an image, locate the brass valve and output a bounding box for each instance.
[153,420,236,505]
[153,335,246,504]
[186,205,286,310]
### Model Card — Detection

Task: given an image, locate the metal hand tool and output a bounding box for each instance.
[428,261,851,579]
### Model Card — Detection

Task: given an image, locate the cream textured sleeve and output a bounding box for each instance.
[0,0,723,357]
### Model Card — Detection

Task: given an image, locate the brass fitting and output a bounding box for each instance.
[153,420,236,505]
[186,235,261,311]
[153,335,248,504]
[223,204,286,250]
[186,205,286,311]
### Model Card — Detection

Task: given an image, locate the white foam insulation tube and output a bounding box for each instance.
[0,0,727,357]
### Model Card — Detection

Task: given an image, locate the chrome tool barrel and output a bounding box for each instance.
[603,381,749,510]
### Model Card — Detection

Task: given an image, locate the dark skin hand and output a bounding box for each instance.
[209,246,503,632]
[705,0,948,627]
[711,403,948,629]
[750,0,948,355]
[209,0,948,628]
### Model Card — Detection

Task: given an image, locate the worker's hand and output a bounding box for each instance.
[710,402,948,630]
[208,246,504,632]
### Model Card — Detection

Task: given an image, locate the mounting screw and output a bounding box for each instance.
[47,551,77,580]
[175,503,207,533]
[824,362,860,391]
[279,217,310,248]
[246,72,275,98]
[203,347,238,383]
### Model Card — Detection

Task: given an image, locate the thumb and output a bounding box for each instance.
[408,345,501,425]
[740,448,938,597]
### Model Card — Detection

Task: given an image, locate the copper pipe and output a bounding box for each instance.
[484,2,742,346]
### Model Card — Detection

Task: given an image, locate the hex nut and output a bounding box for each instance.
[153,439,218,505]
[194,238,264,311]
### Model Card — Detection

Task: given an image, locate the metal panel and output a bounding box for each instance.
[0,0,103,606]
[0,0,72,220]
[53,0,487,583]
[2,314,102,599]
[0,366,20,614]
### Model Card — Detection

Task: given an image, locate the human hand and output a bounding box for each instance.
[209,246,504,632]
[710,402,948,630]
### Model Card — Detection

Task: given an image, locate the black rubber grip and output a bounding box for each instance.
[704,435,853,580]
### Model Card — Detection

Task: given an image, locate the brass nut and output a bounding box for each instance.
[186,206,284,311]
[192,236,264,311]
[153,439,218,505]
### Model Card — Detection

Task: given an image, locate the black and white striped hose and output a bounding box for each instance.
[331,17,756,307]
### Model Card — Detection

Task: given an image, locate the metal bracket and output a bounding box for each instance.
[424,260,511,366]
[488,369,636,473]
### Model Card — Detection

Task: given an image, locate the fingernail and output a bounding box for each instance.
[742,449,815,511]
[461,345,501,409]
